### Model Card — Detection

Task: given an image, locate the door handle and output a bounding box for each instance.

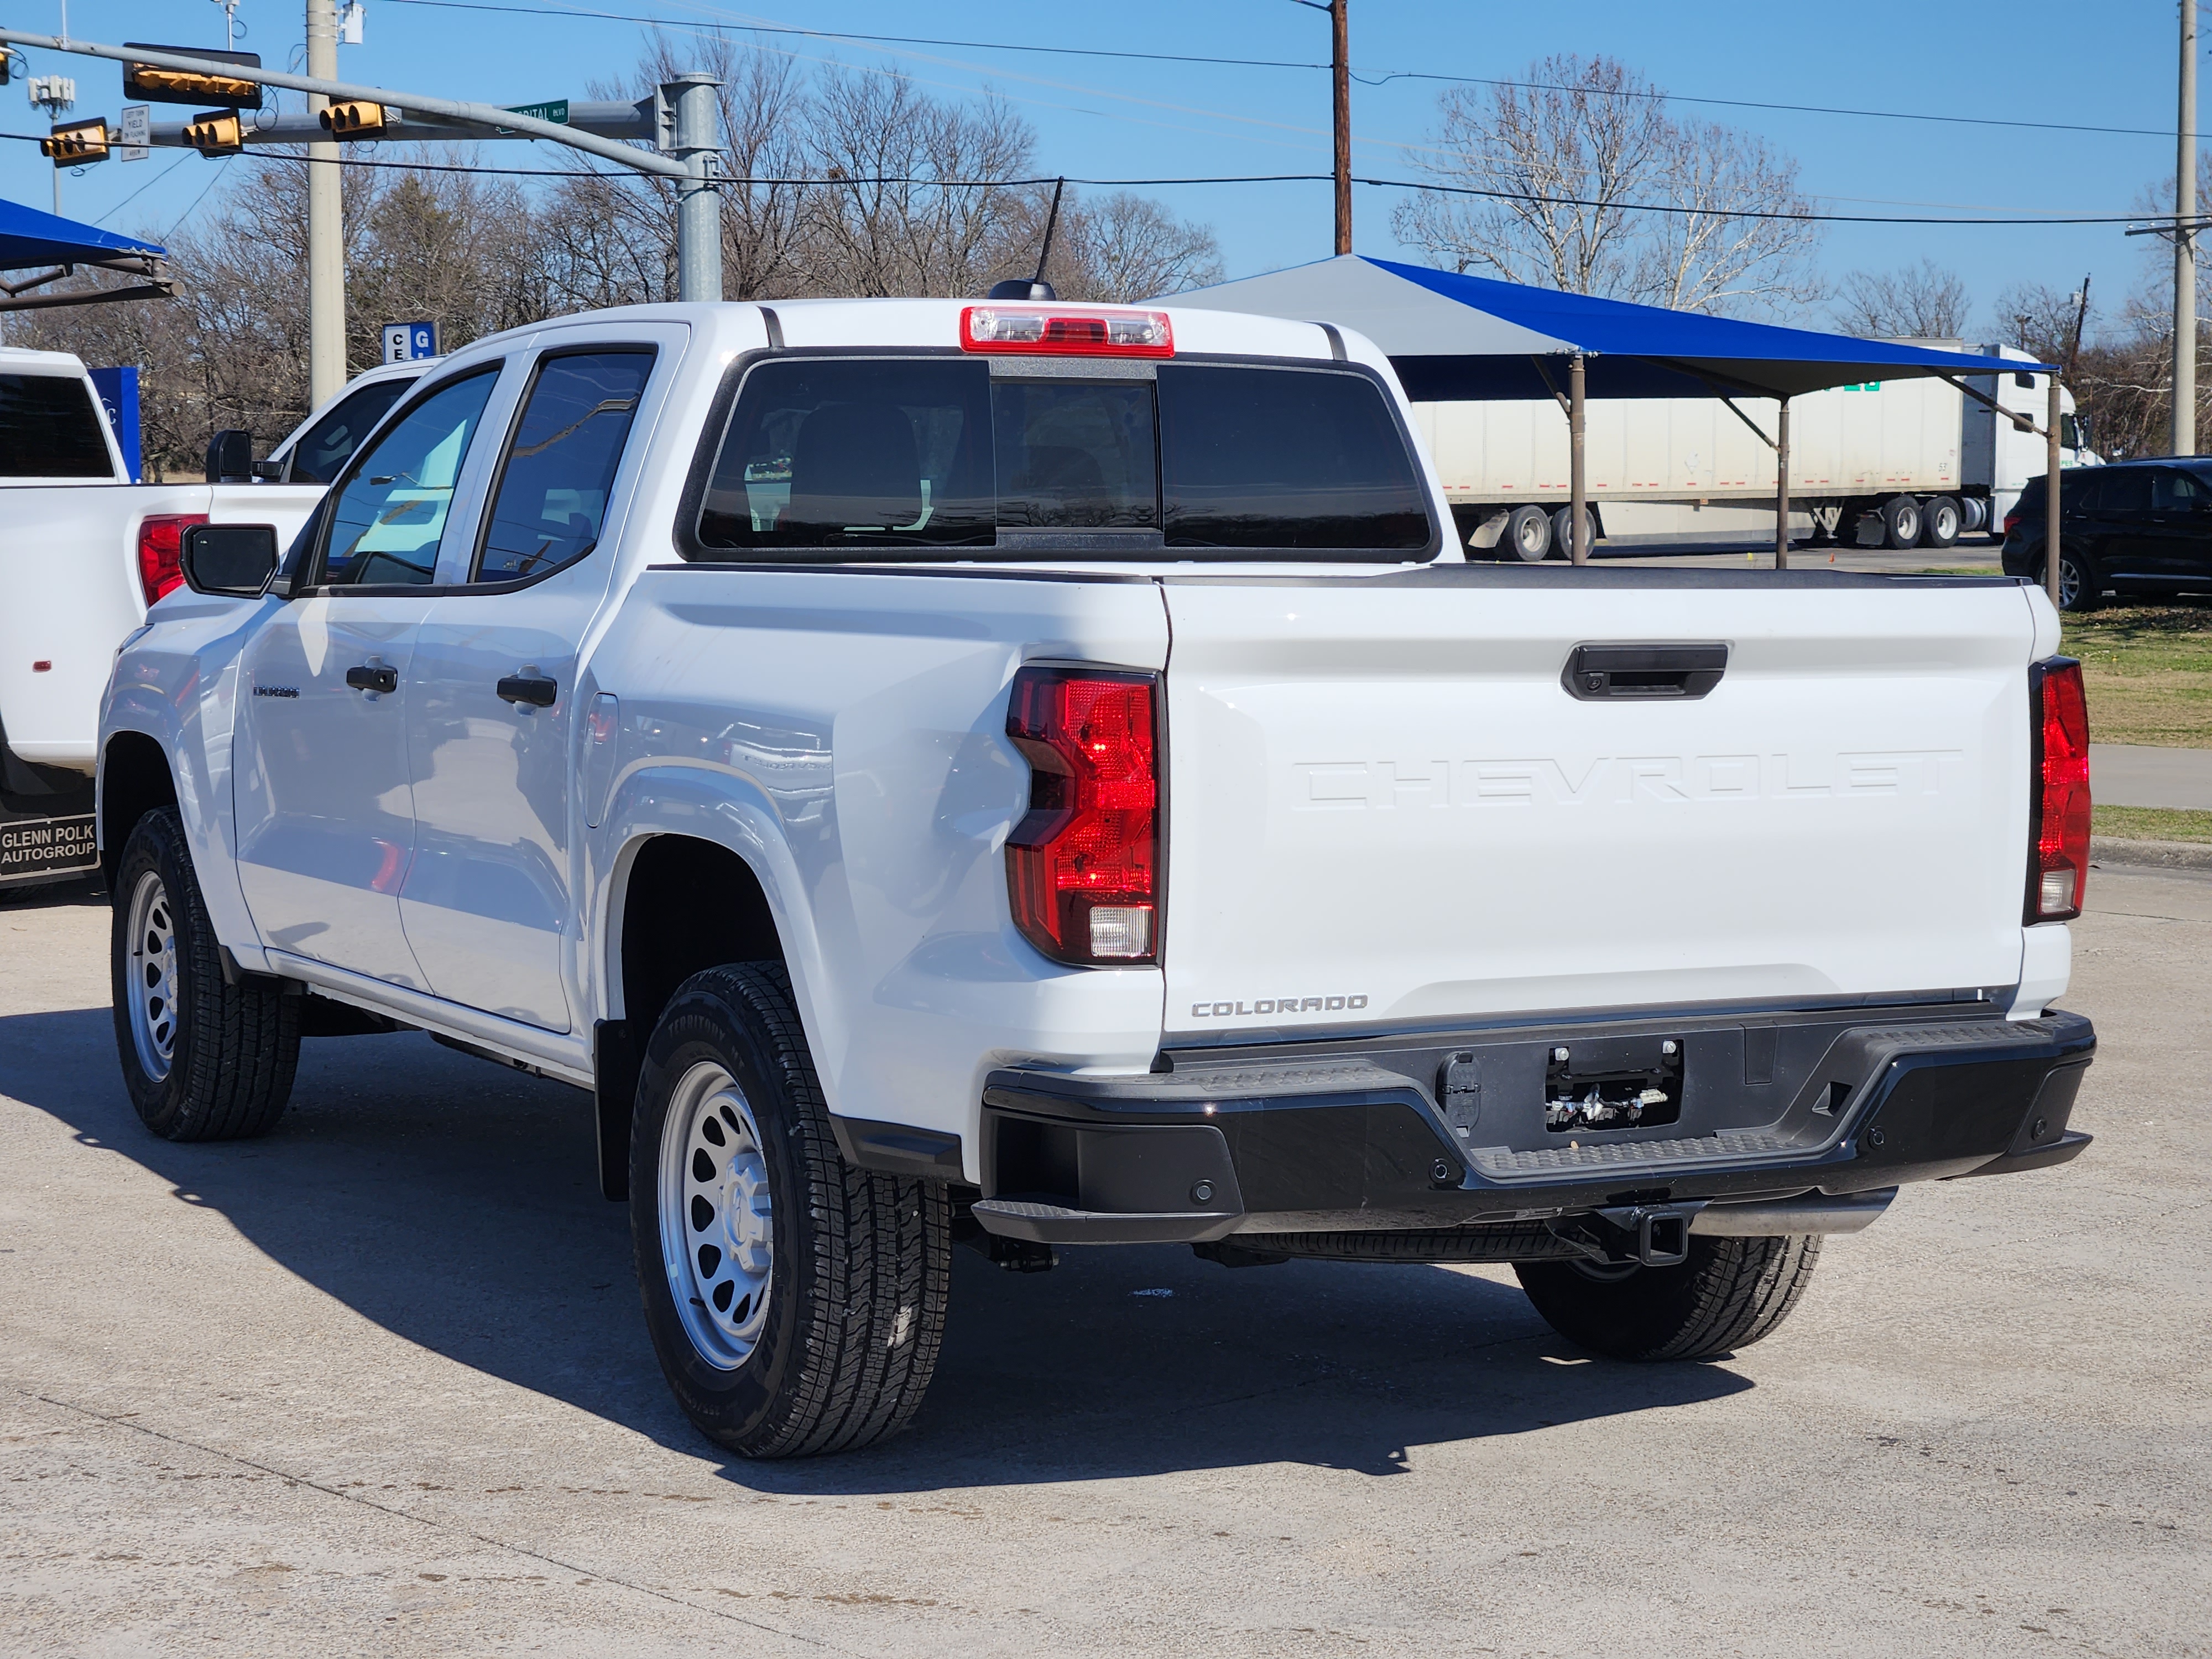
[497,670,559,708]
[1562,643,1729,701]
[345,664,398,695]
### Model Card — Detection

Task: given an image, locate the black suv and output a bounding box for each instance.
[2002,458,2212,611]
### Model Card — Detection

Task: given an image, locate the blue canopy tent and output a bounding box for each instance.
[1174,255,2063,568]
[1,197,173,312]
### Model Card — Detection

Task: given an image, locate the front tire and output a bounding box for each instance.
[110,807,299,1141]
[630,963,951,1457]
[1515,1234,1820,1360]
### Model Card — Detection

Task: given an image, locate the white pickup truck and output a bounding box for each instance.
[1,348,427,890]
[97,297,2098,1458]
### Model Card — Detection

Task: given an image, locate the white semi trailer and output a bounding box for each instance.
[1423,343,2096,560]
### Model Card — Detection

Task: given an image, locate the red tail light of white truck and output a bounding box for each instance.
[2027,656,2090,923]
[1004,665,1161,966]
[137,513,209,607]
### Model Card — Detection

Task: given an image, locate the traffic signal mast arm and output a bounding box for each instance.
[144,96,660,150]
[0,28,688,178]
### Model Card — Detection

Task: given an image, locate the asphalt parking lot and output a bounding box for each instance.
[3,863,2206,1658]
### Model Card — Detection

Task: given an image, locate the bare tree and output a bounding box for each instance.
[1391,54,1822,317]
[6,38,1227,473]
[1835,259,1973,339]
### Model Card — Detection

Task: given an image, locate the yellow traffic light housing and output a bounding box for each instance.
[319,101,389,138]
[123,43,263,109]
[182,109,246,156]
[39,119,110,166]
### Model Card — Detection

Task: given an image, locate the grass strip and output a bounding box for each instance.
[2060,603,2212,748]
[2093,804,2212,843]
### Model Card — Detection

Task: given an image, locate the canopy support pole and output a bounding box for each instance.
[1569,352,1588,566]
[1774,399,1792,570]
[2047,377,2064,608]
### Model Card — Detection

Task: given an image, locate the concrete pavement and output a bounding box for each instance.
[2,875,2206,1657]
[2090,743,2212,810]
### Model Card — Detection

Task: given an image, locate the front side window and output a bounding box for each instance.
[0,372,112,478]
[286,375,414,484]
[316,368,499,588]
[2152,467,2207,512]
[692,355,1433,559]
[474,350,655,584]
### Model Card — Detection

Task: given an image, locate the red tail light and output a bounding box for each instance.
[961,305,1173,358]
[2027,656,2090,922]
[2001,508,2022,536]
[1005,665,1161,965]
[137,513,208,607]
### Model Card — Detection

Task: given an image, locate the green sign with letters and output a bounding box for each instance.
[500,98,570,127]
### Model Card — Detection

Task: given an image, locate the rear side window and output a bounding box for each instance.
[691,355,1433,559]
[2098,469,2150,513]
[285,376,413,484]
[0,372,113,478]
[474,349,654,584]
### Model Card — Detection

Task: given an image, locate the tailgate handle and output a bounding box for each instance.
[1563,643,1728,701]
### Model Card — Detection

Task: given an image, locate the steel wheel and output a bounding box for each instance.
[658,1058,774,1371]
[124,868,179,1083]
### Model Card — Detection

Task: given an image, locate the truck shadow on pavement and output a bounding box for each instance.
[1,1006,1751,1493]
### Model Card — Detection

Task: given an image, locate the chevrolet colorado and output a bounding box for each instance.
[97,297,2096,1456]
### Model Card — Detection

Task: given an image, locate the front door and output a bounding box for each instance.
[233,366,505,984]
[2145,466,2212,588]
[400,345,661,1031]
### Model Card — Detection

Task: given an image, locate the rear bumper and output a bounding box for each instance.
[964,1006,2096,1246]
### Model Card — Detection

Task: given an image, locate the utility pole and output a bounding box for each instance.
[2067,273,2091,382]
[1332,0,1350,255]
[2177,0,2197,456]
[27,74,75,215]
[667,72,723,304]
[306,0,344,409]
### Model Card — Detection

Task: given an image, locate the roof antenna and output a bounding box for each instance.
[988,178,1063,300]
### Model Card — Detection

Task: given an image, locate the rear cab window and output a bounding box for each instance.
[0,372,115,479]
[687,355,1434,561]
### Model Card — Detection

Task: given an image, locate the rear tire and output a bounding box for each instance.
[1549,504,1594,559]
[2053,543,2101,612]
[630,963,951,1457]
[1504,504,1552,562]
[1881,494,1924,549]
[1514,1234,1820,1360]
[1923,494,1961,549]
[110,806,298,1141]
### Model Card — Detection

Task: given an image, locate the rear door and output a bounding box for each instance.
[1157,575,2037,1040]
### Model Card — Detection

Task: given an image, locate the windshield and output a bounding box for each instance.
[693,356,1433,560]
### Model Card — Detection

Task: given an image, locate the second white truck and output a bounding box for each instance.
[1,349,429,890]
[97,296,2097,1457]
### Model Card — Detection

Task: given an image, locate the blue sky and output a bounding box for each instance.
[0,0,2191,341]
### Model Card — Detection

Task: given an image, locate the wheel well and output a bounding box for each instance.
[100,732,178,891]
[615,835,784,1040]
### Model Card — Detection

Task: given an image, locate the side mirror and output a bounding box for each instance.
[180,523,280,597]
[205,428,256,484]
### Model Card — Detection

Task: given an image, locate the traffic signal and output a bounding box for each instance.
[319,101,388,138]
[122,43,263,109]
[40,119,109,166]
[182,109,246,156]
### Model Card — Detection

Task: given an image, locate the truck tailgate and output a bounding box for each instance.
[1159,572,2039,1037]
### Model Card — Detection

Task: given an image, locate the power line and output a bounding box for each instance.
[227,148,2193,226]
[382,0,2200,143]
